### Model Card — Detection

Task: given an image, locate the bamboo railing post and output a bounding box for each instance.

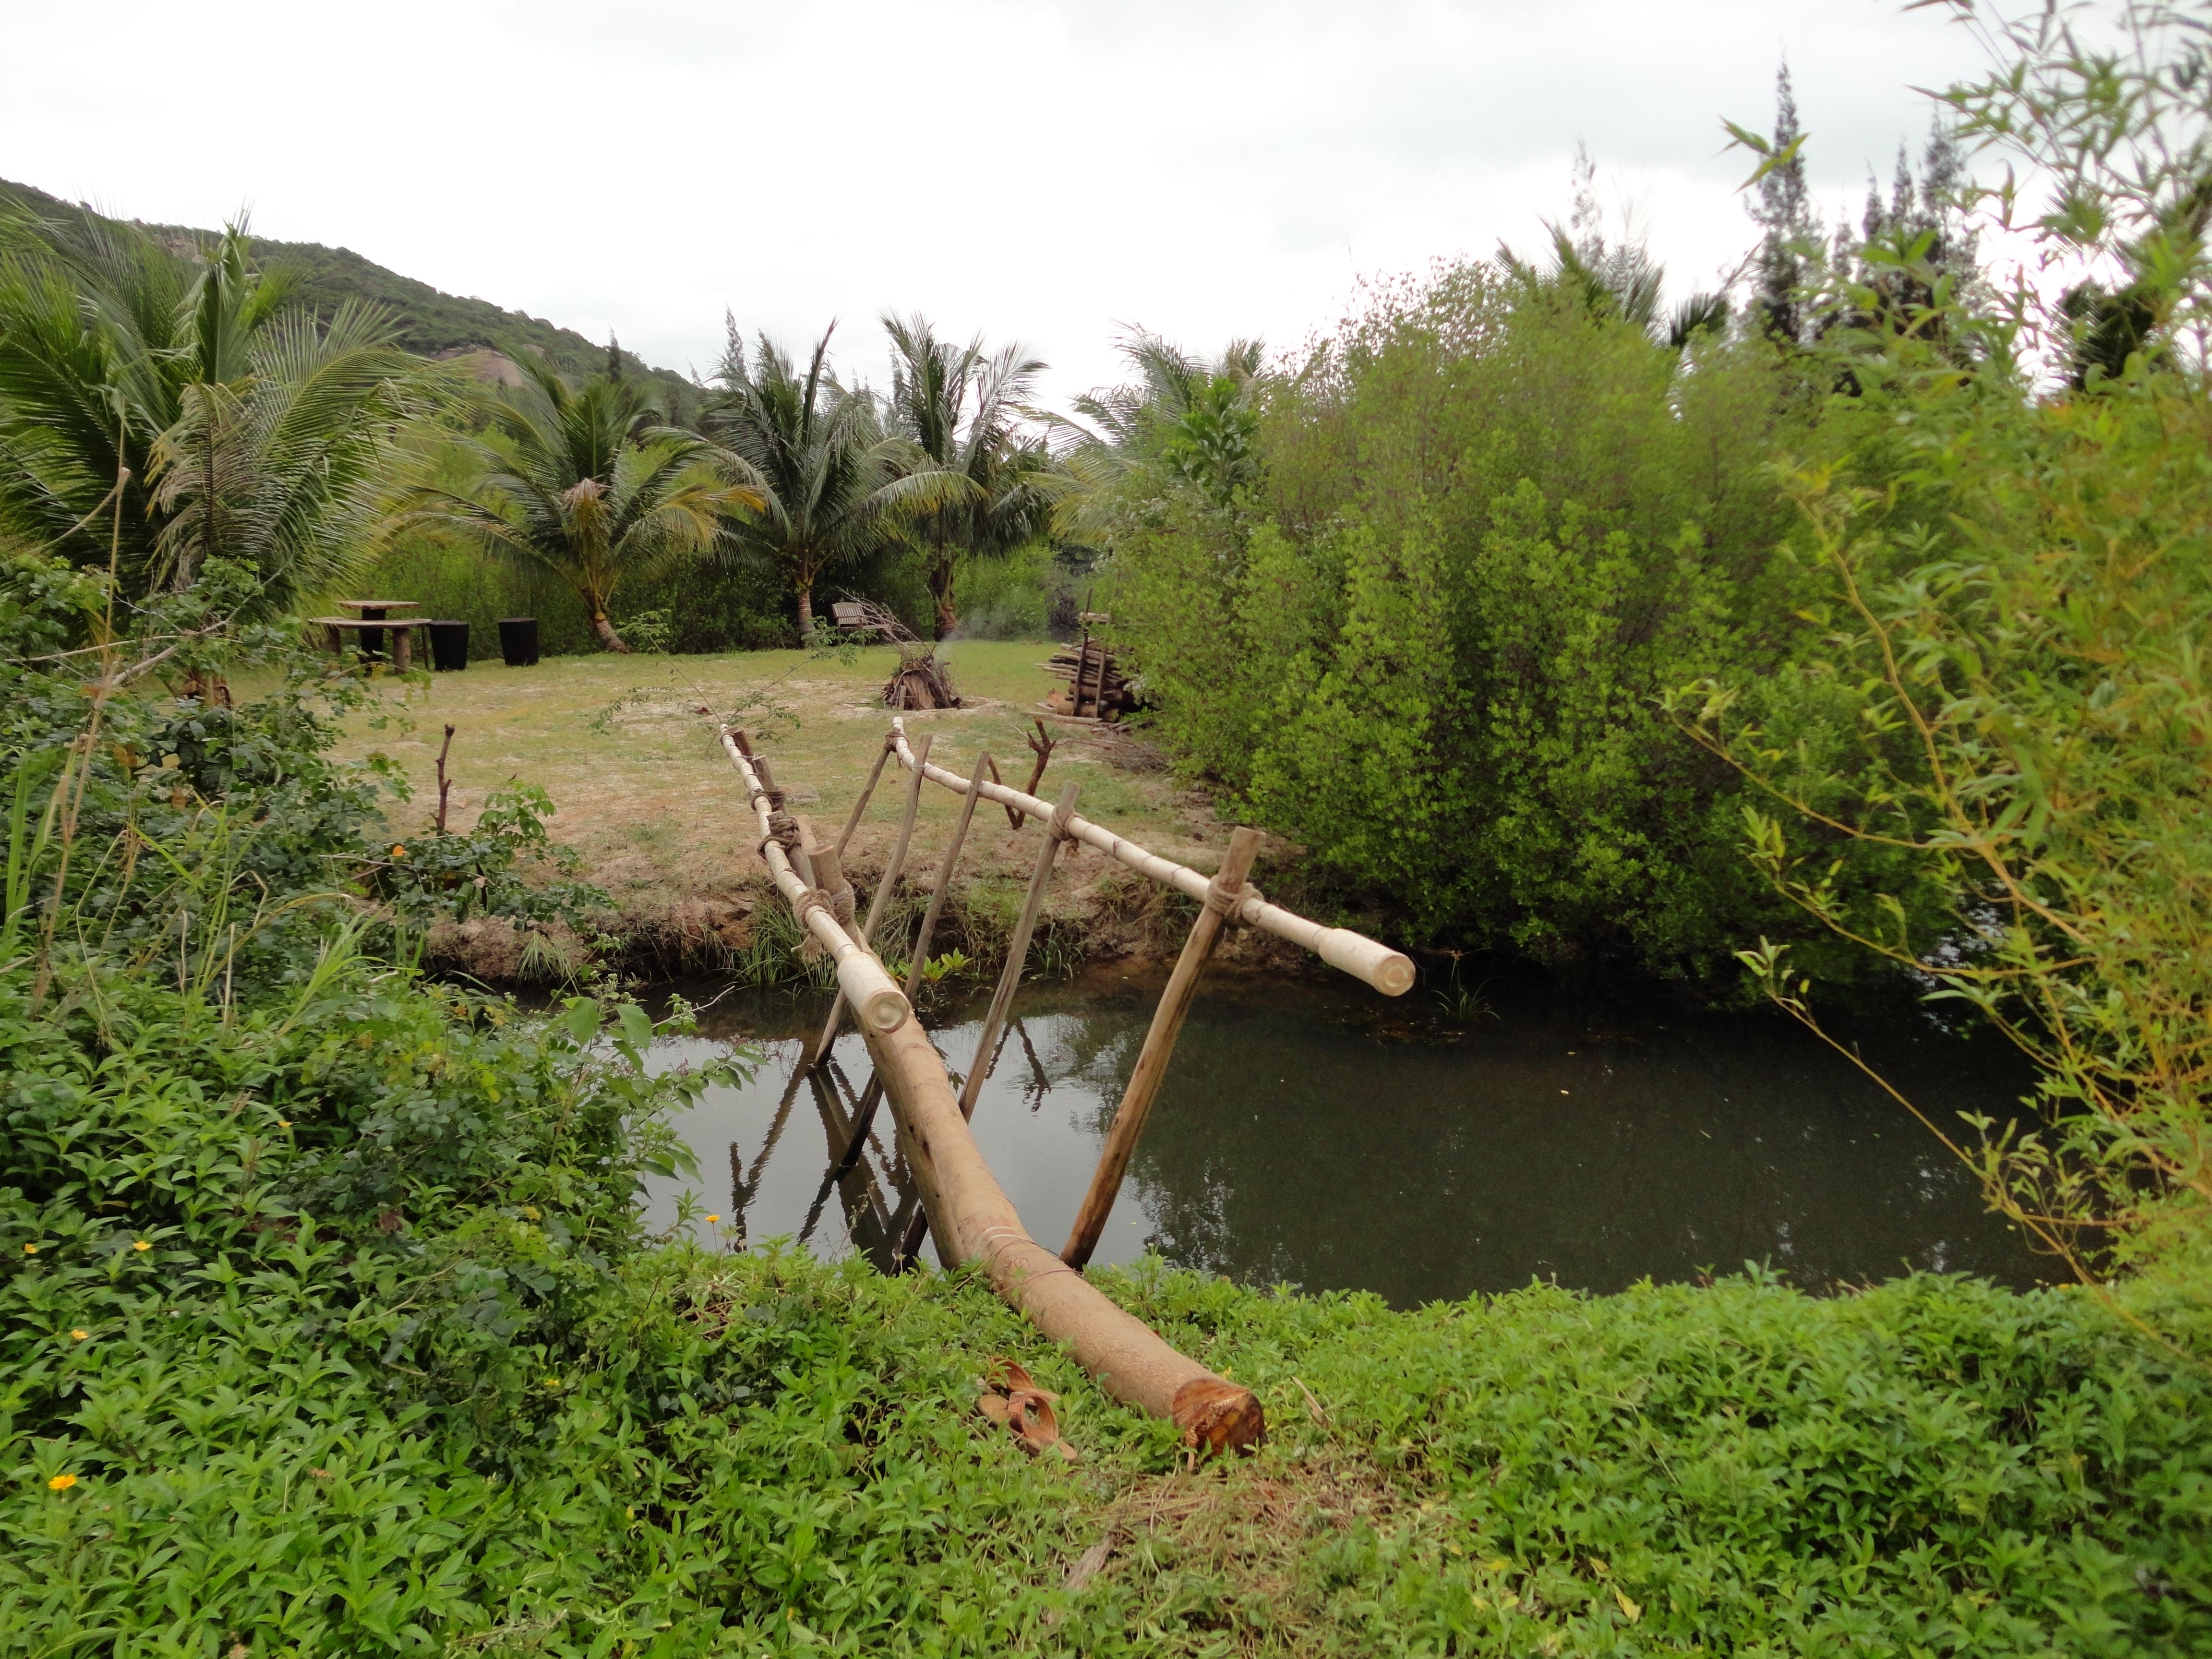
[834,734,897,861]
[904,748,991,995]
[956,783,1080,1122]
[798,816,854,928]
[1062,827,1261,1269]
[812,735,930,1066]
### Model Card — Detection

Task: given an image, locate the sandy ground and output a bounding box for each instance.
[324,640,1255,974]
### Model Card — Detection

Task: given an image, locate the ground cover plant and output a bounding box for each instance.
[4,484,2207,1659]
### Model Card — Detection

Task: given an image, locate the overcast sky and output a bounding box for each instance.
[2,0,2001,406]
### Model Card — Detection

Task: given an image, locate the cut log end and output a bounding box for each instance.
[1171,1377,1266,1455]
[1317,929,1418,997]
[835,954,912,1034]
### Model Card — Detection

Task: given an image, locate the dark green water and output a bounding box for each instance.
[641,965,2043,1305]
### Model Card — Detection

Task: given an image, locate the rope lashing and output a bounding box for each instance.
[1204,875,1260,921]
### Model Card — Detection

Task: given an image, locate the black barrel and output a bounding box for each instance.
[497,616,539,667]
[428,620,470,672]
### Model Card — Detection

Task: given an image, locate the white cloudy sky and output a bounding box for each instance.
[2,0,2003,405]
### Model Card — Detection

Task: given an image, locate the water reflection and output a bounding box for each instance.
[641,966,2043,1305]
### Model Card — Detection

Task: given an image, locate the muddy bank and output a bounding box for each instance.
[425,837,1321,987]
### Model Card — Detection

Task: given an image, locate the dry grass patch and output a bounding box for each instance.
[312,641,1258,974]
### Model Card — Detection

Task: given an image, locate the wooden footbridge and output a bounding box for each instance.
[719,719,1412,1455]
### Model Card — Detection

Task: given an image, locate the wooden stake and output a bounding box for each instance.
[812,735,930,1066]
[1061,827,1261,1269]
[834,735,897,861]
[957,783,1079,1121]
[904,748,991,995]
[797,816,853,927]
[433,724,456,834]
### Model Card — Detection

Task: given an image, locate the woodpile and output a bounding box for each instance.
[832,599,964,710]
[1044,622,1133,720]
[883,646,961,710]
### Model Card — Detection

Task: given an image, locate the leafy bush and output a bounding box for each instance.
[1107,274,1896,986]
[950,541,1054,639]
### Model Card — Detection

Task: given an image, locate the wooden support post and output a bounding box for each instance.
[796,816,848,925]
[957,783,1080,1121]
[812,736,929,1066]
[830,1075,883,1179]
[834,735,897,861]
[1061,826,1261,1269]
[904,749,991,995]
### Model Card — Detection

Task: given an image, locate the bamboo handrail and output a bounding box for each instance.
[890,718,1415,997]
[721,729,909,1035]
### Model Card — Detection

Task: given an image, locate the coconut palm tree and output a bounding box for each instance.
[881,313,1064,636]
[1052,331,1266,535]
[0,207,435,607]
[703,320,941,639]
[397,351,760,652]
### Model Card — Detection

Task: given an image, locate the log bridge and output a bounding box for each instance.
[719,717,1413,1455]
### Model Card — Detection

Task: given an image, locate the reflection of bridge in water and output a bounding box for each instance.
[716,717,1413,1455]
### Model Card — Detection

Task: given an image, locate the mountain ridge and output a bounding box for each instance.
[0,176,696,404]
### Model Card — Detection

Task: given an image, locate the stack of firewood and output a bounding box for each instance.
[1043,635,1133,719]
[884,646,960,709]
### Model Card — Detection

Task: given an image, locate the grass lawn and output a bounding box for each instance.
[324,640,1234,955]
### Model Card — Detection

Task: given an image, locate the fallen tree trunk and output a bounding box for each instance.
[719,725,1263,1454]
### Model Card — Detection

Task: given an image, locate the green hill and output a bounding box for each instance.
[0,176,698,409]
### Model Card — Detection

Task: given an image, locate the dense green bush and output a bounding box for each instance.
[949,541,1054,639]
[1107,272,1922,986]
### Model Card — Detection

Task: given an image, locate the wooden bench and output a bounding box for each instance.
[311,616,429,671]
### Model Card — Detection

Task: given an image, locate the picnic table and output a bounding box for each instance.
[313,600,427,669]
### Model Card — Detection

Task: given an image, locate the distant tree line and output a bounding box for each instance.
[0,202,1089,651]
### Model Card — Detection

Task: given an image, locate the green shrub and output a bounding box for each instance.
[1108,275,1900,986]
[950,541,1054,639]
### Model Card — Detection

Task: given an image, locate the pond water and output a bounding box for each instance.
[640,964,2044,1306]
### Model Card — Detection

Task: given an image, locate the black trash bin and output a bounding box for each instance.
[497,616,539,668]
[428,620,470,672]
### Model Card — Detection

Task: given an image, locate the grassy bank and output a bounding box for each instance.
[313,641,1252,980]
[6,583,2204,1656]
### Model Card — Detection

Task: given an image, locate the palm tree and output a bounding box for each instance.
[702,321,927,639]
[881,313,1063,636]
[1053,331,1266,534]
[397,350,759,652]
[0,207,434,608]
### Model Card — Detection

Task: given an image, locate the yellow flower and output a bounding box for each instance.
[132,1240,152,1252]
[71,1329,88,1341]
[543,1377,563,1390]
[278,1119,292,1129]
[390,843,407,859]
[48,1474,76,1491]
[705,1214,720,1224]
[21,1244,35,1255]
